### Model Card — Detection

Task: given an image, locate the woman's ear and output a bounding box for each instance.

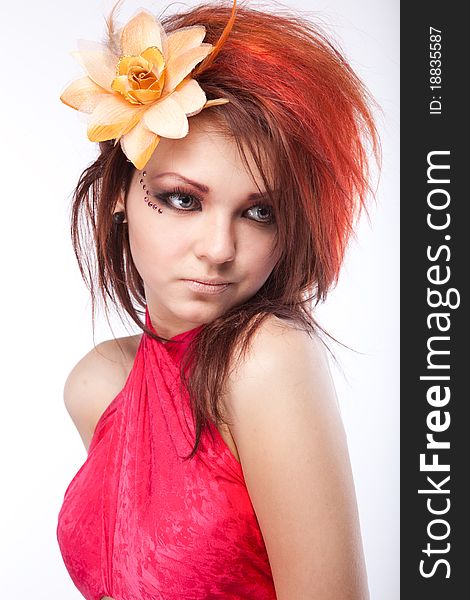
[114,194,125,213]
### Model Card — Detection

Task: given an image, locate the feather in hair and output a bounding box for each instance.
[193,0,238,76]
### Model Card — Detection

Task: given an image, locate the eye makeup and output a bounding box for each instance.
[138,171,276,224]
[139,170,163,213]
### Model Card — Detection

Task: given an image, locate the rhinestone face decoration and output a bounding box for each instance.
[140,170,163,213]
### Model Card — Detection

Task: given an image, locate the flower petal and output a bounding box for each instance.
[111,74,131,95]
[87,95,142,142]
[60,76,107,113]
[171,78,207,116]
[203,98,230,109]
[140,47,165,74]
[128,89,162,104]
[120,121,161,169]
[143,95,189,138]
[163,44,213,94]
[120,11,165,56]
[166,26,207,60]
[117,54,150,75]
[74,40,119,91]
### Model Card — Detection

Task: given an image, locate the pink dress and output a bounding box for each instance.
[57,307,276,599]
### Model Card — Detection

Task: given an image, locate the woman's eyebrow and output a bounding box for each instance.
[152,172,272,201]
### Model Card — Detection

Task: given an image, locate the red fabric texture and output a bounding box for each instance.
[57,306,276,599]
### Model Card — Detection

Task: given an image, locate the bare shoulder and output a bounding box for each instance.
[225,313,338,445]
[63,334,142,451]
[225,315,369,598]
[225,312,338,459]
[228,313,332,394]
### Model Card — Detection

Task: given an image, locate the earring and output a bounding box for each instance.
[113,211,126,224]
[140,170,163,213]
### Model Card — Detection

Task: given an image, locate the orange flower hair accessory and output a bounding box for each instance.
[61,0,237,169]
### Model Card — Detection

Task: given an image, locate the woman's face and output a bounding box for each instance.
[120,117,281,339]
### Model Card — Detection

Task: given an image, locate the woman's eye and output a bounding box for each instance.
[156,189,200,211]
[152,189,274,224]
[246,205,275,224]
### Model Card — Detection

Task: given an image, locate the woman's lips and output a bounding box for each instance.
[182,279,232,294]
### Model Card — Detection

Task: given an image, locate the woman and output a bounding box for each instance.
[57,0,379,598]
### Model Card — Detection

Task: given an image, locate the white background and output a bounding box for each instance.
[0,0,399,597]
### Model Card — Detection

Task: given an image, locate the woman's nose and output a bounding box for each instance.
[194,213,236,264]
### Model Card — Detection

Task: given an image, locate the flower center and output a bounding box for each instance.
[111,47,166,106]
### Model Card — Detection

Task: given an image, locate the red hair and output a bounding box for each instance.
[71,0,379,457]
[185,0,379,296]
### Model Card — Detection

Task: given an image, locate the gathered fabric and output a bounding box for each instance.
[57,306,276,599]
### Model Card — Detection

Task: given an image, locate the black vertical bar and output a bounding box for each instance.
[401,2,468,597]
